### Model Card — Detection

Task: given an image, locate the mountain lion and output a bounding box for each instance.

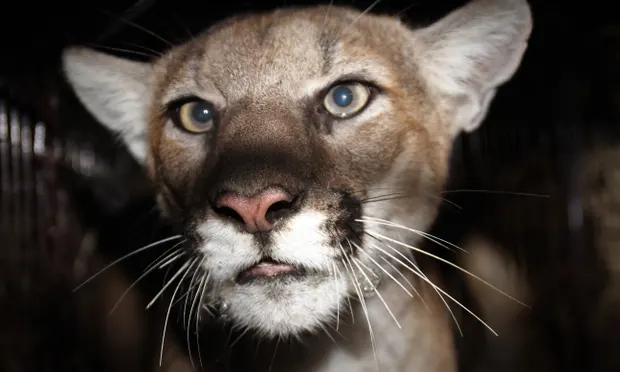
[61,1,533,370]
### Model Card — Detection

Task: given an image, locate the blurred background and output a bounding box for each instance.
[1,1,619,371]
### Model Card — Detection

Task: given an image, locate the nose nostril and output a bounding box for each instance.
[264,199,294,224]
[214,206,246,225]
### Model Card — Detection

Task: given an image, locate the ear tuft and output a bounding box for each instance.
[62,47,153,163]
[415,0,533,132]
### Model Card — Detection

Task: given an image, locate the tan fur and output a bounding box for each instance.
[400,272,459,371]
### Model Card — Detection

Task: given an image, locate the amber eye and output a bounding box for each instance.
[174,100,216,133]
[323,82,371,118]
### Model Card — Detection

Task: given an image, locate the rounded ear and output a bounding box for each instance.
[413,0,533,133]
[62,47,153,164]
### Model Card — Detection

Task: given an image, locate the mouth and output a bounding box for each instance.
[236,259,301,285]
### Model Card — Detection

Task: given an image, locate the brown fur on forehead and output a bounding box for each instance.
[174,13,326,99]
[150,6,429,102]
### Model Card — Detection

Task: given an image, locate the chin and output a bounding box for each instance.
[196,213,354,339]
[222,272,348,338]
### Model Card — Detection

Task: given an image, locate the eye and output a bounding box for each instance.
[173,100,216,133]
[323,82,371,118]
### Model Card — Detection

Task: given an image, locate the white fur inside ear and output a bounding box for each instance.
[415,0,533,132]
[62,47,153,163]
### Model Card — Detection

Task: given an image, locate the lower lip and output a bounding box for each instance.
[236,260,298,284]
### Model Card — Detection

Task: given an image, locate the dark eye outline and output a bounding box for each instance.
[319,80,378,120]
[166,97,217,134]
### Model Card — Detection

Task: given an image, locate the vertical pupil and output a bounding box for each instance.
[332,86,354,107]
[191,103,213,123]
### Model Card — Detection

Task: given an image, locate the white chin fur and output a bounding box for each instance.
[224,276,347,338]
[196,211,349,338]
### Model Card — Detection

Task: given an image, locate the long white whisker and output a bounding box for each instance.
[394,2,419,17]
[188,271,208,370]
[119,41,164,57]
[356,245,414,299]
[186,270,204,371]
[423,193,463,210]
[108,245,185,315]
[197,272,210,369]
[322,0,334,29]
[98,8,175,48]
[366,234,460,332]
[326,322,347,341]
[366,229,528,307]
[159,250,186,268]
[182,258,203,329]
[159,258,195,366]
[441,189,550,198]
[351,255,401,329]
[347,295,355,324]
[171,270,206,309]
[377,250,421,295]
[268,338,280,372]
[339,242,379,371]
[359,187,462,210]
[74,235,183,291]
[360,217,466,253]
[366,241,431,313]
[229,325,250,349]
[367,233,497,336]
[331,262,341,331]
[370,239,462,336]
[147,257,193,310]
[84,43,156,58]
[343,0,383,34]
[320,323,338,345]
[362,191,463,211]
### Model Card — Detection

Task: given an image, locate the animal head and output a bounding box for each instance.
[63,0,532,339]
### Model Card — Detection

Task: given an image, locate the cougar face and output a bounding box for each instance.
[62,0,532,343]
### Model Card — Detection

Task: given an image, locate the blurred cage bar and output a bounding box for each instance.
[0,91,100,370]
[0,83,163,371]
[0,92,119,283]
[0,1,189,369]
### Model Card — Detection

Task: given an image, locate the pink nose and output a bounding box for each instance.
[215,188,294,233]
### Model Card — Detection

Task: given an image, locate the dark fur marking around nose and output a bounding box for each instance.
[214,187,297,233]
[329,190,365,254]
